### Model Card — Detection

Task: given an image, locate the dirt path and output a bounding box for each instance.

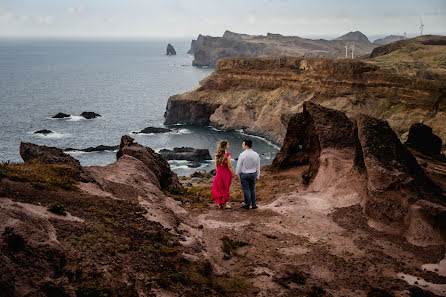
[181,168,446,297]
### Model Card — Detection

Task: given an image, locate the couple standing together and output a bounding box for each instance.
[211,139,260,210]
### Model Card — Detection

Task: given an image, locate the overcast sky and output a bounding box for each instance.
[1,0,445,39]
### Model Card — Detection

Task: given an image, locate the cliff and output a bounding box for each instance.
[165,56,446,145]
[191,31,377,67]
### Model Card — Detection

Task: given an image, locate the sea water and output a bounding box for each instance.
[0,39,279,176]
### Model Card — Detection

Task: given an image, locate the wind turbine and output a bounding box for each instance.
[419,17,424,36]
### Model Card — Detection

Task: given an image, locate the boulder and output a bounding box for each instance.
[166,43,176,55]
[52,113,70,119]
[116,135,181,190]
[272,102,355,184]
[136,127,172,134]
[20,142,82,170]
[80,112,101,119]
[159,147,212,162]
[19,142,91,182]
[404,123,442,156]
[354,114,443,227]
[34,129,53,135]
[64,145,119,152]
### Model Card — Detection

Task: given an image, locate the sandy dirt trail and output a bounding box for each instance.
[183,168,446,297]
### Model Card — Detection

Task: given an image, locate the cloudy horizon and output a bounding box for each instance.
[1,0,445,40]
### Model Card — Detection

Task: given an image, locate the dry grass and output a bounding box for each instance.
[0,161,80,191]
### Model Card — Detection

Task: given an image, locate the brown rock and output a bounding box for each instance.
[116,135,181,190]
[20,142,81,168]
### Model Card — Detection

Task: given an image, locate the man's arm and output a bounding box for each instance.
[236,154,243,176]
[256,154,261,179]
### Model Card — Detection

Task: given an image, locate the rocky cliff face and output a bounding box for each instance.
[165,56,446,146]
[191,31,377,67]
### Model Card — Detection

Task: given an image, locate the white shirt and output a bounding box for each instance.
[236,149,261,179]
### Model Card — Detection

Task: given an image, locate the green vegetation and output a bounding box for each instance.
[164,186,212,209]
[47,201,67,216]
[0,161,79,191]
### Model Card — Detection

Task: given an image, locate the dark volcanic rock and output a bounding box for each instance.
[80,111,101,119]
[64,145,119,153]
[20,142,81,169]
[159,147,212,162]
[34,129,53,135]
[52,113,70,119]
[116,135,181,190]
[405,123,442,156]
[166,43,176,55]
[354,114,443,226]
[272,102,355,183]
[164,95,220,125]
[137,127,172,134]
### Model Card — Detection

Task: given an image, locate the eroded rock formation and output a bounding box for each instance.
[166,43,176,55]
[159,147,212,162]
[271,103,446,245]
[116,135,181,190]
[165,55,446,145]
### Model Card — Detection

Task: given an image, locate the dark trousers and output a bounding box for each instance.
[240,172,257,207]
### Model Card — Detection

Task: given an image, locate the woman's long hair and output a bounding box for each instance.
[215,140,228,165]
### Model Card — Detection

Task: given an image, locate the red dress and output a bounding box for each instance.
[211,152,232,205]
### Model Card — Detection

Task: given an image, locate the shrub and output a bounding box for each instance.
[47,201,67,216]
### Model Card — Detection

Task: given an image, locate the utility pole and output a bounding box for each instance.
[419,17,424,36]
[351,43,355,59]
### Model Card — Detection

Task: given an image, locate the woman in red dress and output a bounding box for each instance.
[211,140,237,209]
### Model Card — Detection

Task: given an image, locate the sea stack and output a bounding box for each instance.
[166,43,176,55]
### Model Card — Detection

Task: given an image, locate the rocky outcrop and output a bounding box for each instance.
[272,103,446,245]
[135,126,172,134]
[335,31,370,43]
[405,123,443,156]
[272,102,354,185]
[166,43,176,55]
[80,111,101,119]
[64,144,119,152]
[373,35,405,45]
[187,34,205,55]
[20,142,82,170]
[34,129,53,135]
[52,112,70,119]
[116,135,181,190]
[159,147,212,162]
[191,31,377,67]
[165,56,446,145]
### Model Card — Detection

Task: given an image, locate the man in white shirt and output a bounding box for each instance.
[236,139,261,209]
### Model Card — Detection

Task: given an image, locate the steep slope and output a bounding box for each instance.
[368,35,446,80]
[165,56,446,145]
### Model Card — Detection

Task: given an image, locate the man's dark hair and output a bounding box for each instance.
[243,139,253,148]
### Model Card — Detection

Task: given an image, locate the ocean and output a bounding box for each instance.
[0,39,279,176]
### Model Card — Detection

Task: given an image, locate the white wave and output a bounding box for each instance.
[68,115,86,121]
[65,150,89,155]
[175,128,192,134]
[29,131,68,139]
[168,160,189,164]
[208,126,222,132]
[236,129,281,150]
[170,165,190,170]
